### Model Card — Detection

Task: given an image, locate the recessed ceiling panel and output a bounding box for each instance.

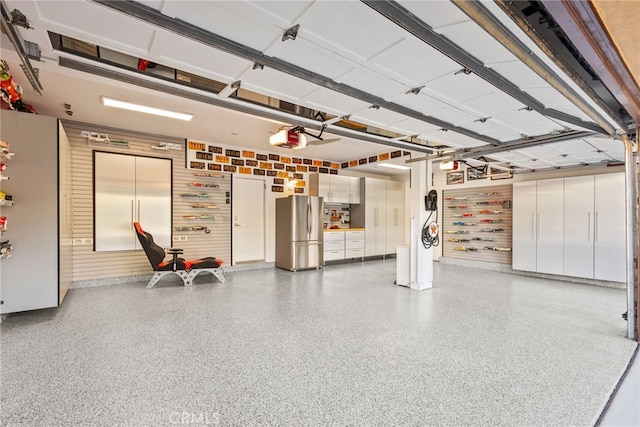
[240,67,319,102]
[351,107,417,129]
[160,1,299,52]
[300,87,371,117]
[299,1,404,61]
[370,38,461,86]
[489,60,549,89]
[398,0,470,30]
[428,72,496,104]
[580,139,625,162]
[422,130,487,149]
[436,21,519,65]
[337,67,409,101]
[386,117,441,136]
[157,32,252,82]
[461,92,526,117]
[458,121,522,142]
[389,92,449,116]
[523,87,576,111]
[34,1,157,56]
[430,107,480,127]
[265,37,354,80]
[518,145,566,159]
[508,118,565,136]
[492,110,556,131]
[547,139,596,154]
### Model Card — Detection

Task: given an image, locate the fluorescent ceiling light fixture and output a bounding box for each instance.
[378,162,410,170]
[101,96,193,121]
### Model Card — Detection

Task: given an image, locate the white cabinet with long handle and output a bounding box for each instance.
[513,172,625,282]
[94,152,172,251]
[593,173,626,281]
[351,177,405,257]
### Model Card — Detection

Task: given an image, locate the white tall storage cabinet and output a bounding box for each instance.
[94,152,172,251]
[0,111,72,314]
[385,180,405,254]
[362,177,387,256]
[536,178,564,275]
[352,177,405,257]
[563,175,595,278]
[593,173,626,281]
[512,181,537,272]
[513,172,625,282]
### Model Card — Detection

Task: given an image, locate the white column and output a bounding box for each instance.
[409,157,433,290]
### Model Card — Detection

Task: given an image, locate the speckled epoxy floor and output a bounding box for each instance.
[1,260,636,426]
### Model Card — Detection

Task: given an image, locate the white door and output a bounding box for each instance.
[232,177,265,264]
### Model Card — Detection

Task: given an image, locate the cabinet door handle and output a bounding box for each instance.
[536,213,540,240]
[587,212,591,242]
[595,212,599,243]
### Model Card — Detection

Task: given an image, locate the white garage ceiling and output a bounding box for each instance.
[0,0,631,173]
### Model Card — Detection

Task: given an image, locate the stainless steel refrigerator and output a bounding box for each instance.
[275,195,323,271]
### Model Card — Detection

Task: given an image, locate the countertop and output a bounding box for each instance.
[324,228,365,232]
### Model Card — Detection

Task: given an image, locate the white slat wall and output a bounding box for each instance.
[64,121,231,281]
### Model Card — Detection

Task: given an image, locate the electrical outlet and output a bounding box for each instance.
[173,236,181,241]
[82,238,93,245]
[181,236,188,241]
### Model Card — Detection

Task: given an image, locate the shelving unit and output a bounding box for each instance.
[0,141,13,260]
[442,184,513,264]
[174,172,230,236]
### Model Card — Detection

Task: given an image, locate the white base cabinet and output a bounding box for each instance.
[323,230,365,262]
[513,172,625,282]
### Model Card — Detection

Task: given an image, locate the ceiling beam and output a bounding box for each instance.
[443,130,596,160]
[89,0,501,145]
[361,0,607,135]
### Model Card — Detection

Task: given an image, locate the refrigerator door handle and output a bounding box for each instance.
[307,202,312,236]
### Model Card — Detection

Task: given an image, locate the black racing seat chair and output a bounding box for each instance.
[134,222,225,289]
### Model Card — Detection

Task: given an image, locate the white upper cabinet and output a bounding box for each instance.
[310,174,361,204]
